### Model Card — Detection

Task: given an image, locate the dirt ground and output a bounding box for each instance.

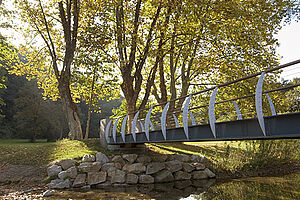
[0,163,47,199]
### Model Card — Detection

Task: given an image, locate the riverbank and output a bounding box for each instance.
[0,139,299,198]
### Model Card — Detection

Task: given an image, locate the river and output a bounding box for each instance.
[46,173,300,200]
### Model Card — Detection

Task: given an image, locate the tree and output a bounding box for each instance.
[11,0,82,139]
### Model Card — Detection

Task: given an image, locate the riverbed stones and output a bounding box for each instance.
[82,154,95,162]
[151,154,168,162]
[146,162,165,174]
[154,169,174,183]
[110,169,126,183]
[174,154,190,162]
[72,174,86,188]
[139,174,154,184]
[192,171,208,179]
[87,171,107,185]
[96,152,109,164]
[122,154,138,163]
[59,159,76,170]
[126,173,139,184]
[165,160,182,173]
[47,165,62,177]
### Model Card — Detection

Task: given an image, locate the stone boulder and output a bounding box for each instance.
[72,174,86,188]
[190,155,203,162]
[146,162,165,175]
[49,179,71,189]
[58,159,76,170]
[82,154,95,162]
[102,163,115,172]
[96,152,109,164]
[126,173,139,184]
[165,160,182,173]
[174,171,191,180]
[173,154,190,162]
[47,165,62,177]
[151,154,168,162]
[110,169,126,184]
[87,171,107,185]
[154,169,174,183]
[192,163,206,170]
[204,168,216,178]
[192,171,208,179]
[123,163,146,174]
[139,175,154,184]
[122,154,138,163]
[78,162,102,172]
[182,163,195,173]
[112,155,126,165]
[137,155,152,164]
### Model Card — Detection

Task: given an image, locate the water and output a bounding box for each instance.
[47,173,300,200]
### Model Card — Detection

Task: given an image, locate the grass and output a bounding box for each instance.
[0,138,112,167]
[146,139,300,176]
[0,138,299,177]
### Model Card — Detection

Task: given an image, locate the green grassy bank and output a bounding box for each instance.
[0,139,299,178]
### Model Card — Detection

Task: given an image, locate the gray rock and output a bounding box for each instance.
[72,174,86,188]
[102,163,115,171]
[174,171,191,180]
[122,154,138,163]
[42,190,55,197]
[114,162,122,170]
[154,169,174,183]
[124,163,146,174]
[81,185,91,190]
[111,169,126,184]
[190,155,203,162]
[183,163,195,173]
[96,152,109,164]
[87,171,107,185]
[78,162,102,172]
[112,155,125,165]
[126,173,138,184]
[174,154,190,162]
[192,163,206,170]
[107,167,117,177]
[139,174,154,184]
[82,154,95,162]
[47,165,62,177]
[192,171,208,179]
[49,179,71,189]
[146,162,165,175]
[136,155,152,164]
[58,171,68,180]
[204,168,216,178]
[66,166,77,179]
[165,160,182,172]
[95,181,111,188]
[151,154,168,162]
[58,159,76,170]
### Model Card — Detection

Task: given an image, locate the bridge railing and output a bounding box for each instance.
[105,59,300,143]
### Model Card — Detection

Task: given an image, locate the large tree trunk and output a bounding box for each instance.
[59,80,82,140]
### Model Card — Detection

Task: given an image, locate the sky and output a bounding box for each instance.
[275,21,300,80]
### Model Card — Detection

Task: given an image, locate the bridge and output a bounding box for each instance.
[104,59,300,145]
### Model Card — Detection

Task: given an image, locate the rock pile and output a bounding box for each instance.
[47,153,215,189]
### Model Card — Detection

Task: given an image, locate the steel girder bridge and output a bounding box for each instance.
[104,60,300,145]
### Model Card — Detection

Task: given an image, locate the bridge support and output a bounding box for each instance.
[99,119,148,152]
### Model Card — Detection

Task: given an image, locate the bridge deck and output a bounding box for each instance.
[108,112,300,144]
